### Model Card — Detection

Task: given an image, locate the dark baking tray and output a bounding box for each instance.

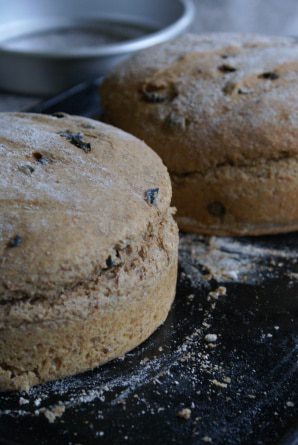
[0,81,297,445]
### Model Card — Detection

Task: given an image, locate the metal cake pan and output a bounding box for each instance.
[0,0,195,96]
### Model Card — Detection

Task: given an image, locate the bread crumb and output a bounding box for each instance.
[210,379,227,388]
[208,287,227,300]
[19,397,29,405]
[40,404,65,423]
[223,376,231,384]
[177,407,191,420]
[202,436,212,443]
[204,334,217,343]
[202,322,211,328]
[286,401,295,408]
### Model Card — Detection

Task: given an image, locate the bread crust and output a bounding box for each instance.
[101,33,298,235]
[0,215,178,391]
[0,113,178,390]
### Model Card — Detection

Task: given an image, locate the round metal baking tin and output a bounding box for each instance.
[0,0,195,95]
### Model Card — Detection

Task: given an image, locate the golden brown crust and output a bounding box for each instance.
[0,113,172,301]
[173,159,298,236]
[101,33,298,236]
[0,214,178,391]
[0,113,179,390]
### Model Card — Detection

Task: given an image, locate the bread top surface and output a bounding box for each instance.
[0,113,172,301]
[102,33,298,174]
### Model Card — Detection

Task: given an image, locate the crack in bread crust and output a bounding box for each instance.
[0,251,178,391]
[0,210,174,305]
[0,211,177,326]
[0,212,178,391]
[170,156,298,179]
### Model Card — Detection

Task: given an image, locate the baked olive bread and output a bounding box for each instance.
[0,112,178,391]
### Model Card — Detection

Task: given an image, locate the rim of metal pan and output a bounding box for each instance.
[0,0,195,59]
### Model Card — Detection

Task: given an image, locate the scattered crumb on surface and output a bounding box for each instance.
[223,376,231,384]
[202,436,212,443]
[208,287,227,300]
[286,272,298,280]
[202,322,211,328]
[204,334,218,343]
[207,343,217,349]
[179,234,298,285]
[210,379,228,389]
[177,407,192,420]
[39,404,65,423]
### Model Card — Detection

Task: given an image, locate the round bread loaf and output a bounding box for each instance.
[0,112,178,391]
[101,33,298,236]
